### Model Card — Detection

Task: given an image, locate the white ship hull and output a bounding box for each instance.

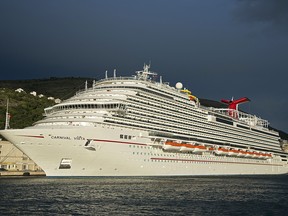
[1,126,288,176]
[1,65,288,176]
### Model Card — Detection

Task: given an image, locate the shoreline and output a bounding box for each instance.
[0,171,46,177]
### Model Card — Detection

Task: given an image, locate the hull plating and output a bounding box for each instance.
[1,126,287,176]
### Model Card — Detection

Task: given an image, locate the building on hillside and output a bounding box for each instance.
[0,140,43,172]
[15,88,25,93]
[55,98,61,103]
[30,91,37,96]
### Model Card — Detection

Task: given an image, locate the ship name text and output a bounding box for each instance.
[50,135,86,140]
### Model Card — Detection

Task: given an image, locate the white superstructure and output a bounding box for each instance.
[1,65,288,176]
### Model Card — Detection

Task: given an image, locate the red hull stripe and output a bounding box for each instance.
[150,157,282,166]
[93,139,147,146]
[15,136,279,166]
[17,135,44,138]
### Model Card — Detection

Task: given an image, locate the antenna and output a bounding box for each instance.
[85,80,88,91]
[113,69,116,78]
[5,99,10,130]
[105,70,108,79]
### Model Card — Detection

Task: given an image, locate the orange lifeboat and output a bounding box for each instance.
[228,148,239,156]
[180,143,207,153]
[237,150,247,157]
[163,141,182,151]
[263,153,272,159]
[193,145,207,153]
[179,143,194,152]
[208,147,215,151]
[214,147,229,155]
[258,153,265,159]
[253,151,263,158]
[244,151,255,158]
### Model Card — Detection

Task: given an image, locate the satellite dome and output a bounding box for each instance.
[175,82,183,90]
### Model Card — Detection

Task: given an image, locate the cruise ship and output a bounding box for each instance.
[1,65,288,176]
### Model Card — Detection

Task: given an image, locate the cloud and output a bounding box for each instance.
[235,0,288,29]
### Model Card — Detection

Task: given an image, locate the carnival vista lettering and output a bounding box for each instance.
[51,136,71,140]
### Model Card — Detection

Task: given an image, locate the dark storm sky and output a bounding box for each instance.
[0,0,288,132]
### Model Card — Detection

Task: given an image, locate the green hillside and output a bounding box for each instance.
[0,77,93,130]
[0,88,55,129]
[0,77,94,100]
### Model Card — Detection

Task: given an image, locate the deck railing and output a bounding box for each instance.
[214,108,269,128]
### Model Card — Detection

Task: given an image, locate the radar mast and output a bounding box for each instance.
[136,64,157,81]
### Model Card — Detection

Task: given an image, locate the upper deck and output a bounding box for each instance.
[45,64,271,131]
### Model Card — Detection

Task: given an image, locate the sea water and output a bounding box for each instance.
[1,175,288,215]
